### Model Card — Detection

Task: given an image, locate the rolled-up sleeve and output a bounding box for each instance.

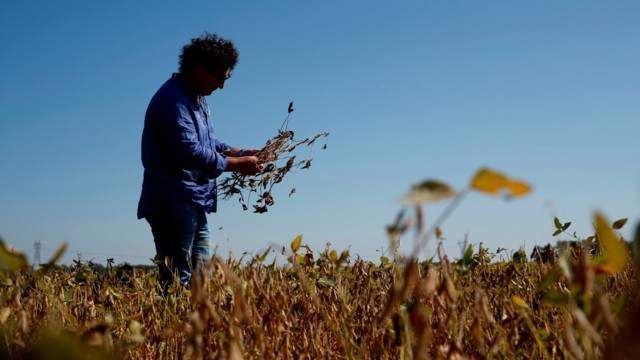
[161,102,228,178]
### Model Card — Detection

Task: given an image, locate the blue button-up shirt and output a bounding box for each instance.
[137,73,229,219]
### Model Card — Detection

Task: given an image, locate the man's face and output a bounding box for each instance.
[194,66,231,95]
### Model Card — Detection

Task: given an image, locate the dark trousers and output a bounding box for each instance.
[145,201,210,287]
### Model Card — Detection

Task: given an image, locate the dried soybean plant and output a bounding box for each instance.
[218,102,329,213]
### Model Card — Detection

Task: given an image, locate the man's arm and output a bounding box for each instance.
[214,139,231,153]
[159,102,228,178]
[214,138,260,157]
[158,102,261,175]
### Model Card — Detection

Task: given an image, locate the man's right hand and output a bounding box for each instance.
[225,156,261,175]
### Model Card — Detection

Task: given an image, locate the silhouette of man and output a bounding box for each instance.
[137,33,260,287]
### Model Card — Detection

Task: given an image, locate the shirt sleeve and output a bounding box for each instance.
[201,97,230,154]
[214,139,231,153]
[159,101,228,178]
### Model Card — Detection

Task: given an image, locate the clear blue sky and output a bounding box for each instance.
[1,0,638,264]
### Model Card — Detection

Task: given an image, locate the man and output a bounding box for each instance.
[137,33,260,287]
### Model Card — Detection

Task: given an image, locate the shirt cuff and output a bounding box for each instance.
[218,154,229,172]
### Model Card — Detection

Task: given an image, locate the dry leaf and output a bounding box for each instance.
[402,179,457,205]
[291,234,303,253]
[593,212,629,274]
[470,168,508,195]
[505,179,532,198]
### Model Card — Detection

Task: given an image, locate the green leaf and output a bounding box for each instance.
[543,291,570,305]
[256,246,272,262]
[463,244,474,263]
[329,250,338,262]
[338,250,350,264]
[552,229,562,237]
[554,217,563,230]
[317,277,335,287]
[75,271,87,283]
[562,222,571,231]
[538,267,561,291]
[612,218,628,230]
[537,329,550,342]
[611,294,627,314]
[342,270,355,279]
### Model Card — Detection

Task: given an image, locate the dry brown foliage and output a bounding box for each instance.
[218,103,329,213]
[0,240,637,359]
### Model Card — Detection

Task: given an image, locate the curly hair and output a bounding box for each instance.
[179,33,239,73]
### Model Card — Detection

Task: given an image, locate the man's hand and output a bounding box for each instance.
[225,156,262,175]
[240,148,261,156]
[224,147,261,157]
